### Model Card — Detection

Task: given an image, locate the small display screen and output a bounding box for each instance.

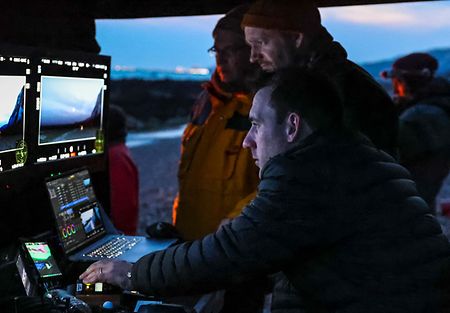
[47,169,106,253]
[24,242,63,279]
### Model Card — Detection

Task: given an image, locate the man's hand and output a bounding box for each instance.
[79,260,133,290]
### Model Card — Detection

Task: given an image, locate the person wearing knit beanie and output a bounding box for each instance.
[241,0,324,72]
[241,0,398,157]
[381,52,440,111]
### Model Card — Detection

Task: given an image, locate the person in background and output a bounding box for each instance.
[382,52,450,237]
[81,68,450,313]
[172,5,263,241]
[241,0,398,157]
[380,52,449,114]
[108,105,139,235]
[171,5,268,312]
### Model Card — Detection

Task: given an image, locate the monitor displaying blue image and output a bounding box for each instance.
[39,76,104,146]
[80,206,102,235]
[0,75,25,153]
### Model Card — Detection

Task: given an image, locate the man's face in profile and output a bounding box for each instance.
[244,26,299,73]
[243,86,289,177]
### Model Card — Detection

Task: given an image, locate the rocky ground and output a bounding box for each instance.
[129,137,181,235]
[128,134,450,239]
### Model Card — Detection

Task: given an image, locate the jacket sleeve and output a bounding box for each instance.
[131,156,334,296]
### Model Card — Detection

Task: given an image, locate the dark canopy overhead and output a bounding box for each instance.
[0,0,439,53]
[93,0,436,19]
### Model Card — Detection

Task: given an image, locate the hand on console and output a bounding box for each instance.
[79,260,133,290]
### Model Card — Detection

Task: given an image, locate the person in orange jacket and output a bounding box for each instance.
[172,5,265,241]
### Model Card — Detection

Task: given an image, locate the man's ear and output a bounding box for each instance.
[285,112,301,143]
[294,33,304,49]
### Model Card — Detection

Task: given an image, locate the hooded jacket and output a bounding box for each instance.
[300,29,398,157]
[134,130,450,313]
[172,71,259,241]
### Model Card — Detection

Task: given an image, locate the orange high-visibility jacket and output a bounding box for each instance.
[173,87,259,241]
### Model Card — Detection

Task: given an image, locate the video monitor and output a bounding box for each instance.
[24,242,63,280]
[46,169,106,253]
[0,54,30,172]
[33,52,110,164]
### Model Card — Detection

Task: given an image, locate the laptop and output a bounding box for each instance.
[46,168,177,263]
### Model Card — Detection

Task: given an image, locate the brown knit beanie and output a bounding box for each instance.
[213,4,249,40]
[241,0,321,34]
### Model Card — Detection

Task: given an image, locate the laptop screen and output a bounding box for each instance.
[46,169,106,253]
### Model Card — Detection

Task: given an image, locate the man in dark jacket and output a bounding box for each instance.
[81,68,450,313]
[242,0,398,157]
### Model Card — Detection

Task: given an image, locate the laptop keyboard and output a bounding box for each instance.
[84,237,142,258]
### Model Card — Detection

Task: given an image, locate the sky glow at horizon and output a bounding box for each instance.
[40,77,103,126]
[96,1,450,71]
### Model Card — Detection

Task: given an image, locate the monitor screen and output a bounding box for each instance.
[24,242,63,279]
[46,169,106,253]
[39,76,104,145]
[34,53,110,164]
[0,55,30,172]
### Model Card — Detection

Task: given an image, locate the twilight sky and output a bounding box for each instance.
[96,1,450,71]
[40,77,104,126]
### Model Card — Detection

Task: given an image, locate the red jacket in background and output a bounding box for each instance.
[109,142,139,235]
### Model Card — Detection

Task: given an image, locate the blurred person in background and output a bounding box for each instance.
[382,52,450,237]
[381,52,450,114]
[108,105,139,235]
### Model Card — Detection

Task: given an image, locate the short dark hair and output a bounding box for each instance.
[269,68,343,131]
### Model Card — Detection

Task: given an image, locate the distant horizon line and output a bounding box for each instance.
[110,45,450,73]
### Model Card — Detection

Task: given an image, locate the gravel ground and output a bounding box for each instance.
[128,130,450,240]
[129,137,181,235]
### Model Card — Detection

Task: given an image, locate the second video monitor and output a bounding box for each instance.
[0,48,110,174]
[33,53,110,164]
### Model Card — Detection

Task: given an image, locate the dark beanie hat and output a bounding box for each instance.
[381,53,438,86]
[393,53,438,73]
[241,0,321,34]
[213,4,249,39]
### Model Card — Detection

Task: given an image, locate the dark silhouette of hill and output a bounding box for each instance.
[109,79,204,130]
[80,88,103,127]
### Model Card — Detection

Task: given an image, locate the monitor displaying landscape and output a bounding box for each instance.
[39,76,104,145]
[0,75,25,153]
